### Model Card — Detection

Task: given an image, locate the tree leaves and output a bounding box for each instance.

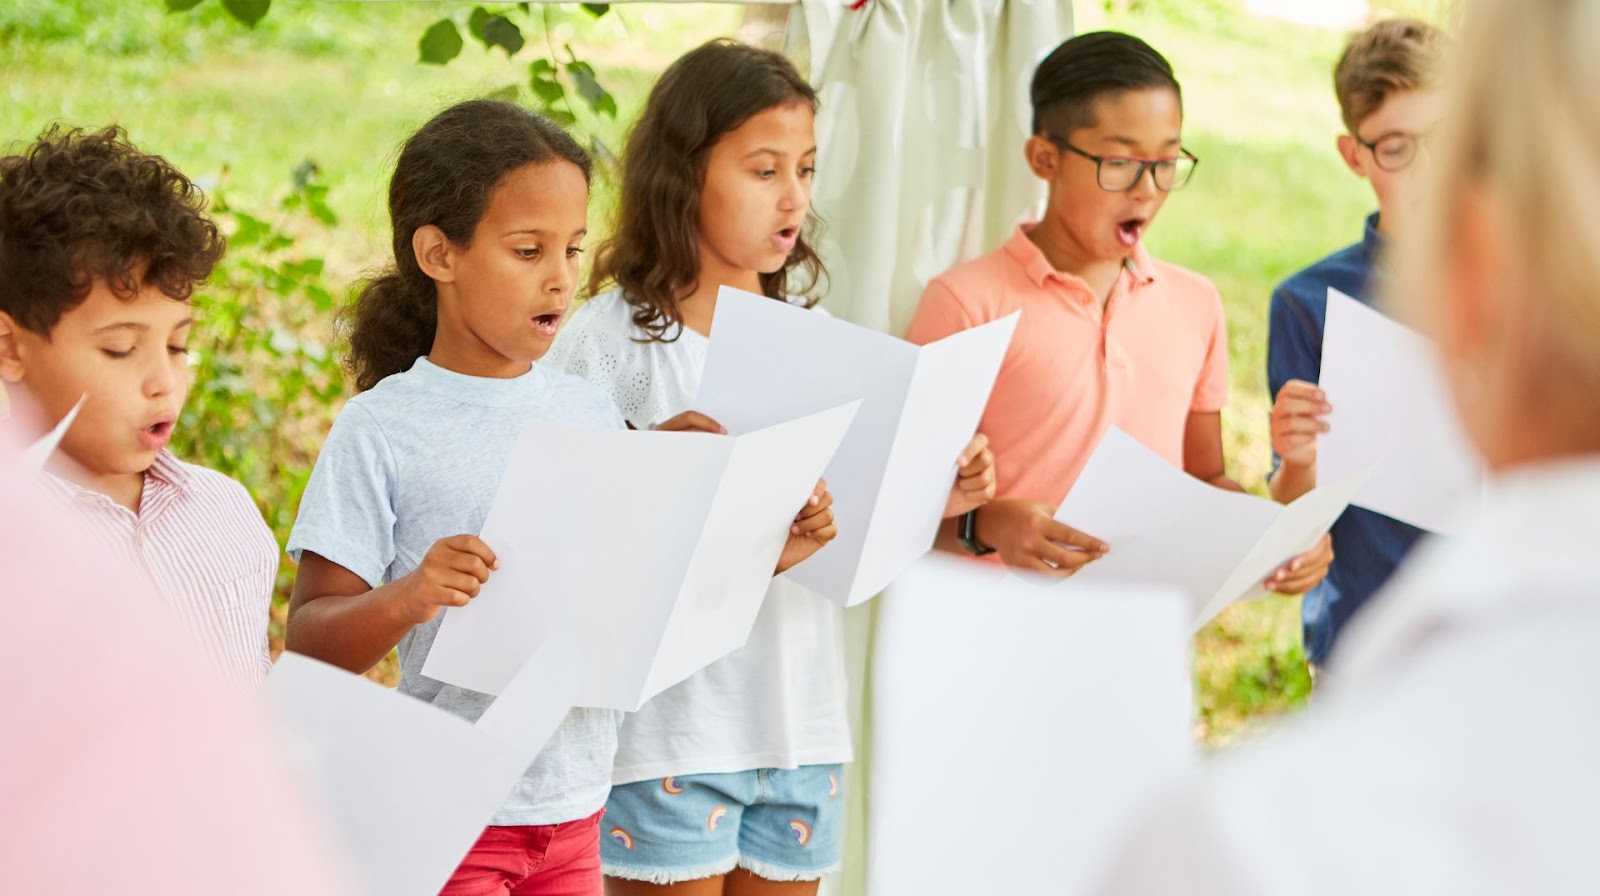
[468,7,524,56]
[582,4,611,17]
[164,0,207,11]
[418,19,463,65]
[221,0,270,27]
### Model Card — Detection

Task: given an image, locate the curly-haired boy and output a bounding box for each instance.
[0,125,276,689]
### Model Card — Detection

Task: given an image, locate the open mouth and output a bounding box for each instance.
[1115,218,1147,247]
[139,417,175,451]
[533,311,564,337]
[772,226,800,251]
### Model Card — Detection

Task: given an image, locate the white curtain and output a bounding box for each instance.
[789,3,1074,893]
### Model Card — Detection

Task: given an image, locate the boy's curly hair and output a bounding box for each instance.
[0,124,224,335]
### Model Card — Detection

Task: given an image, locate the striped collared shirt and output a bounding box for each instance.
[44,451,277,689]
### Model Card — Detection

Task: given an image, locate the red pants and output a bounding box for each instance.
[440,810,604,896]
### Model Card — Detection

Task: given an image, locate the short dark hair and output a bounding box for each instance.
[0,124,223,335]
[1030,31,1182,137]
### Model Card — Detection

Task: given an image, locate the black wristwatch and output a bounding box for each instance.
[957,509,996,556]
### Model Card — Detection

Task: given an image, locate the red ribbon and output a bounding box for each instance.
[849,0,870,9]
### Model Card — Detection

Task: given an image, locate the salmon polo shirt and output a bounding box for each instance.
[906,224,1231,508]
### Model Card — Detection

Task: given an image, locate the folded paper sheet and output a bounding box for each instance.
[422,401,859,706]
[264,653,530,896]
[1054,427,1363,629]
[867,555,1193,896]
[19,395,83,474]
[695,286,1018,606]
[1319,288,1486,534]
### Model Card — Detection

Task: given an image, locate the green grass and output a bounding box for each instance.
[3,0,1434,743]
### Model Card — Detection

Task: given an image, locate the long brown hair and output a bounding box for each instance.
[586,39,825,342]
[344,99,592,392]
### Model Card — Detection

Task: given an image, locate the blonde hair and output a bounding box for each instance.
[1401,0,1600,395]
[1334,18,1446,134]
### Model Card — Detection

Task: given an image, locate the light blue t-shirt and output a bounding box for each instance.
[288,356,627,825]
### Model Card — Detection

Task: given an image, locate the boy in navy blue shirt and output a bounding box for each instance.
[1268,19,1445,667]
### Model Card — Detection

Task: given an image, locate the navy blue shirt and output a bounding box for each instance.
[1268,213,1426,665]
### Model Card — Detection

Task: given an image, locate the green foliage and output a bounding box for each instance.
[173,171,346,600]
[162,0,621,156]
[220,0,270,28]
[418,18,464,65]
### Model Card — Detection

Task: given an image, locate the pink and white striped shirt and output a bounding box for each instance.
[43,451,277,689]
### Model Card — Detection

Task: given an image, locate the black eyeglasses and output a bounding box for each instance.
[1356,131,1430,173]
[1045,135,1200,192]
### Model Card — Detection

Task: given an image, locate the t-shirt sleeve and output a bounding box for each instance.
[903,278,979,346]
[285,402,399,588]
[1266,283,1324,399]
[1191,283,1231,413]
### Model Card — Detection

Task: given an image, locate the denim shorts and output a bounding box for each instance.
[601,765,844,884]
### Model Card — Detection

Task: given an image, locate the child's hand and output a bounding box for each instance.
[776,479,836,574]
[1265,533,1334,595]
[653,411,727,435]
[1271,380,1332,470]
[978,498,1109,576]
[944,433,997,518]
[394,535,499,625]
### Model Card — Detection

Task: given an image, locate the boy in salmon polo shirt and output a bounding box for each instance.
[908,31,1331,596]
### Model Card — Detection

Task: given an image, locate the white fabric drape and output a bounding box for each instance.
[790,3,1074,893]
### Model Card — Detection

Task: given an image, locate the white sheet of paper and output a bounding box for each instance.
[421,402,858,707]
[694,286,1018,606]
[867,554,1193,896]
[1319,287,1486,533]
[19,395,83,473]
[264,653,525,896]
[1055,427,1360,629]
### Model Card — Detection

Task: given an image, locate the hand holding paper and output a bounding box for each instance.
[943,432,997,518]
[978,496,1109,574]
[695,286,1019,605]
[422,401,858,708]
[1054,427,1362,629]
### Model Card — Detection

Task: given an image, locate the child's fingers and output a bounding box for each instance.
[443,534,499,570]
[1278,380,1327,404]
[1274,416,1331,437]
[958,447,994,478]
[447,552,493,583]
[959,463,996,492]
[811,478,827,504]
[1274,395,1332,421]
[435,571,483,600]
[1040,538,1101,573]
[656,411,727,434]
[807,521,838,545]
[957,433,989,468]
[795,489,834,521]
[1042,518,1109,555]
[793,505,834,536]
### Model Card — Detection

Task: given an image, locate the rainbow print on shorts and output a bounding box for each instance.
[707,805,729,832]
[789,819,813,846]
[662,776,685,795]
[828,772,839,799]
[609,827,635,850]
